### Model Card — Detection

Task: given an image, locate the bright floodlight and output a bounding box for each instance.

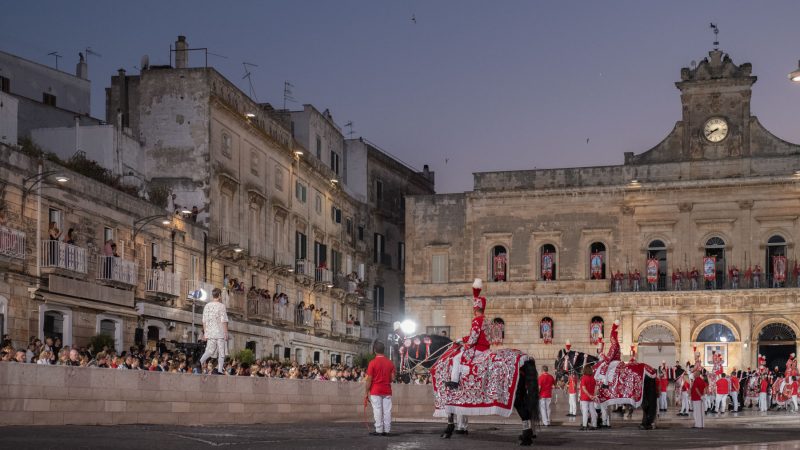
[191,288,208,302]
[393,321,402,331]
[400,320,417,335]
[720,336,728,343]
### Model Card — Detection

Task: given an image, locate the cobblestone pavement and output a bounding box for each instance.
[3,421,800,450]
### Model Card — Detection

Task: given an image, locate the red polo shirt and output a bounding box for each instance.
[792,381,798,396]
[716,378,729,394]
[760,379,769,393]
[538,373,555,399]
[691,378,707,401]
[568,376,577,394]
[580,375,596,401]
[659,377,669,393]
[366,354,395,396]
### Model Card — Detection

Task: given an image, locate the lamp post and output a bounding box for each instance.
[22,164,69,279]
[132,214,172,256]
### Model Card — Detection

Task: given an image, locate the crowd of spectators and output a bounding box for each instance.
[0,334,430,384]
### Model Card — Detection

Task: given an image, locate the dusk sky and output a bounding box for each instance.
[4,1,800,193]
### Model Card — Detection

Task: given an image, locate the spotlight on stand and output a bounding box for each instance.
[400,319,417,335]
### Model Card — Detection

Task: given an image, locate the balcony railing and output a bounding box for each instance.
[347,324,361,339]
[295,259,314,276]
[373,309,393,323]
[273,301,294,323]
[41,240,87,273]
[185,280,216,301]
[315,267,333,285]
[145,269,181,297]
[216,227,239,246]
[332,320,347,335]
[295,307,313,327]
[247,294,272,319]
[275,251,294,267]
[0,226,25,259]
[225,289,246,314]
[316,316,332,333]
[97,256,137,285]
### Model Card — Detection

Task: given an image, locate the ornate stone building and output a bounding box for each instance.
[405,49,800,372]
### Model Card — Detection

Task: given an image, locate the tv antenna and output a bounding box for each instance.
[344,121,356,138]
[47,51,62,69]
[242,62,259,101]
[84,47,102,64]
[283,81,296,109]
[709,23,720,50]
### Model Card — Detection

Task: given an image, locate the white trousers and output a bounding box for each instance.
[715,393,727,412]
[759,392,768,412]
[659,392,668,410]
[692,400,704,428]
[580,400,597,428]
[792,395,799,412]
[370,395,392,433]
[568,393,577,415]
[539,398,551,425]
[680,392,689,413]
[199,338,228,372]
[600,405,610,426]
[704,394,712,411]
[730,391,739,411]
[455,414,468,431]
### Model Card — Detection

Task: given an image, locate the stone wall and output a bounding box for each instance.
[0,363,434,426]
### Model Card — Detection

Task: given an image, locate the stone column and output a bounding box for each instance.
[621,311,633,358]
[680,314,693,365]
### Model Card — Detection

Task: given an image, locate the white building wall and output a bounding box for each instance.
[0,50,90,114]
[0,91,18,145]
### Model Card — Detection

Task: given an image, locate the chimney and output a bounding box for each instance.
[117,68,128,128]
[76,52,88,80]
[175,36,188,68]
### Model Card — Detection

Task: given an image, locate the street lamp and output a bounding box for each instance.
[205,243,244,283]
[789,60,800,82]
[21,165,70,279]
[132,214,172,241]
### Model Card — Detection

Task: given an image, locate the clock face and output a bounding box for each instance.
[703,117,729,143]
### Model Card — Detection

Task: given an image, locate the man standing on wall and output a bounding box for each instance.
[364,341,396,436]
[199,288,229,374]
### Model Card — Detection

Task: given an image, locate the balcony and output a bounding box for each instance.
[246,294,272,321]
[315,315,332,335]
[360,326,377,341]
[41,240,87,274]
[295,307,313,328]
[0,226,25,259]
[315,267,333,285]
[96,256,138,287]
[225,289,246,315]
[145,269,181,297]
[295,259,314,277]
[216,227,239,246]
[273,301,295,324]
[332,320,347,336]
[275,251,294,268]
[346,324,361,340]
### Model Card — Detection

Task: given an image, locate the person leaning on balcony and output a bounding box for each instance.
[65,228,76,245]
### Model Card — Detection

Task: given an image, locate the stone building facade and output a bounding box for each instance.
[405,49,800,372]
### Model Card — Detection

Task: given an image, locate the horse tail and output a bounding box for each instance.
[640,375,658,429]
[515,359,540,425]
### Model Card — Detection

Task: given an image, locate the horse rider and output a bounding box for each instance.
[446,278,490,390]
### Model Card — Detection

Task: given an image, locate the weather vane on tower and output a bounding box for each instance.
[709,23,720,50]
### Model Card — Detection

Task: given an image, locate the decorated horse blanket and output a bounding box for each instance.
[594,360,657,408]
[431,345,528,417]
[772,377,792,407]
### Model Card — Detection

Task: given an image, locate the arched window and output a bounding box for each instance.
[766,235,788,288]
[696,323,736,342]
[646,240,667,291]
[758,323,797,342]
[704,237,726,289]
[590,316,604,344]
[96,315,123,353]
[540,244,556,281]
[539,317,553,343]
[589,242,606,279]
[491,245,508,282]
[43,310,65,342]
[273,344,282,359]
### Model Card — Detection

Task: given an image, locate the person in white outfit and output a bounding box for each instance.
[199,288,229,373]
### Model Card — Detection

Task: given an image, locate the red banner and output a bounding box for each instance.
[703,256,716,281]
[646,258,658,283]
[590,253,603,279]
[590,319,603,345]
[541,251,554,280]
[540,318,553,344]
[493,253,507,281]
[773,255,787,282]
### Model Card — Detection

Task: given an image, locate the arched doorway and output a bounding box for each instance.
[589,242,606,280]
[758,323,797,372]
[540,244,556,281]
[637,324,677,368]
[491,245,508,282]
[704,237,726,289]
[646,240,667,291]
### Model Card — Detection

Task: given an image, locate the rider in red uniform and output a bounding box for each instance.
[446,279,490,390]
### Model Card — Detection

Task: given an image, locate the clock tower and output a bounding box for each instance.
[675,49,756,160]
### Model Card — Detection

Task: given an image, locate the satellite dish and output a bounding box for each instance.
[140,54,150,70]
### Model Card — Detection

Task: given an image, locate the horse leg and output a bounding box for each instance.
[440,413,455,439]
[515,360,538,446]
